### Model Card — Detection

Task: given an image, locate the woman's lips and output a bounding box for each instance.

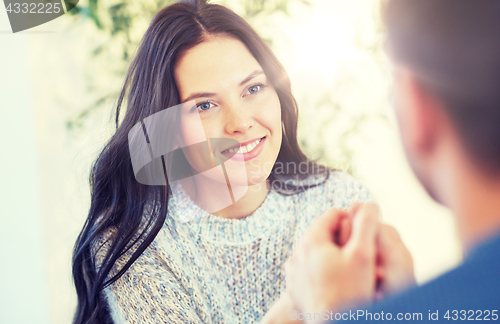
[220,136,266,162]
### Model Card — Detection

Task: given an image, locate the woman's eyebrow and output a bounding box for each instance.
[182,70,264,103]
[239,70,264,86]
[183,92,216,103]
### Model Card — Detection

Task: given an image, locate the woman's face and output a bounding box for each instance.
[174,35,282,187]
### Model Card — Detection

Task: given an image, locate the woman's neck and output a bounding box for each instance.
[212,180,270,219]
[180,176,270,219]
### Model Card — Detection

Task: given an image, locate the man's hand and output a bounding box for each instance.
[285,203,380,318]
[375,224,416,299]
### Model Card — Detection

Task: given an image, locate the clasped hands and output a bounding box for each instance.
[284,203,415,323]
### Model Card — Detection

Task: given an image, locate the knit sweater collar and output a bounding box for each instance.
[168,181,286,244]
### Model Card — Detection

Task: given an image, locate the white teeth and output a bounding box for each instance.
[223,137,263,154]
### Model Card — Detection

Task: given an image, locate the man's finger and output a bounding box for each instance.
[345,203,380,255]
[377,224,402,255]
[349,202,364,217]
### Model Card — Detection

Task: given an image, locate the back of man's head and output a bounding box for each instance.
[384,0,500,174]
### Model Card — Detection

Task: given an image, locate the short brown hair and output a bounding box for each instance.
[384,0,500,173]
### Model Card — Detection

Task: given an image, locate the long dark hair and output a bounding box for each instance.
[72,0,323,323]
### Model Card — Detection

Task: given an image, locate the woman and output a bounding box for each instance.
[72,0,372,323]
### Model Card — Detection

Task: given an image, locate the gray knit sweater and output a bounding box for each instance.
[93,171,372,323]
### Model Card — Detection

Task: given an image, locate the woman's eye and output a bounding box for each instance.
[247,85,262,95]
[197,101,214,111]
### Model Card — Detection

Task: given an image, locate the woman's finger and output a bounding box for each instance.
[310,208,349,244]
[337,216,352,246]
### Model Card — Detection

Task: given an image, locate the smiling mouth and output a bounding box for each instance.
[220,136,266,154]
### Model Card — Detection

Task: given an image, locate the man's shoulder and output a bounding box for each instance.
[400,233,500,307]
[390,245,500,308]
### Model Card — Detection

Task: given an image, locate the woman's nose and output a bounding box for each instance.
[223,102,254,134]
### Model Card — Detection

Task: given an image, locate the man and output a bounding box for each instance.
[285,1,500,323]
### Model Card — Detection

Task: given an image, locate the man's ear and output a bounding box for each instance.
[395,67,443,157]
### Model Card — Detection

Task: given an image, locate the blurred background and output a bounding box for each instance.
[0,0,462,323]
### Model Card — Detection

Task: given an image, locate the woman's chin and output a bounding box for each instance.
[246,172,271,187]
[184,167,271,194]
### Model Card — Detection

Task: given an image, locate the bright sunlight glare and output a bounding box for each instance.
[284,1,367,84]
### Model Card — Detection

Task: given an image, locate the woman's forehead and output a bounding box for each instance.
[175,36,264,96]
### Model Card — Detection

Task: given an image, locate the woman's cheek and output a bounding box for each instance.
[260,94,282,138]
[180,114,209,146]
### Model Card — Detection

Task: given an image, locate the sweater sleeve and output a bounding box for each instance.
[104,270,206,324]
[92,224,210,324]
